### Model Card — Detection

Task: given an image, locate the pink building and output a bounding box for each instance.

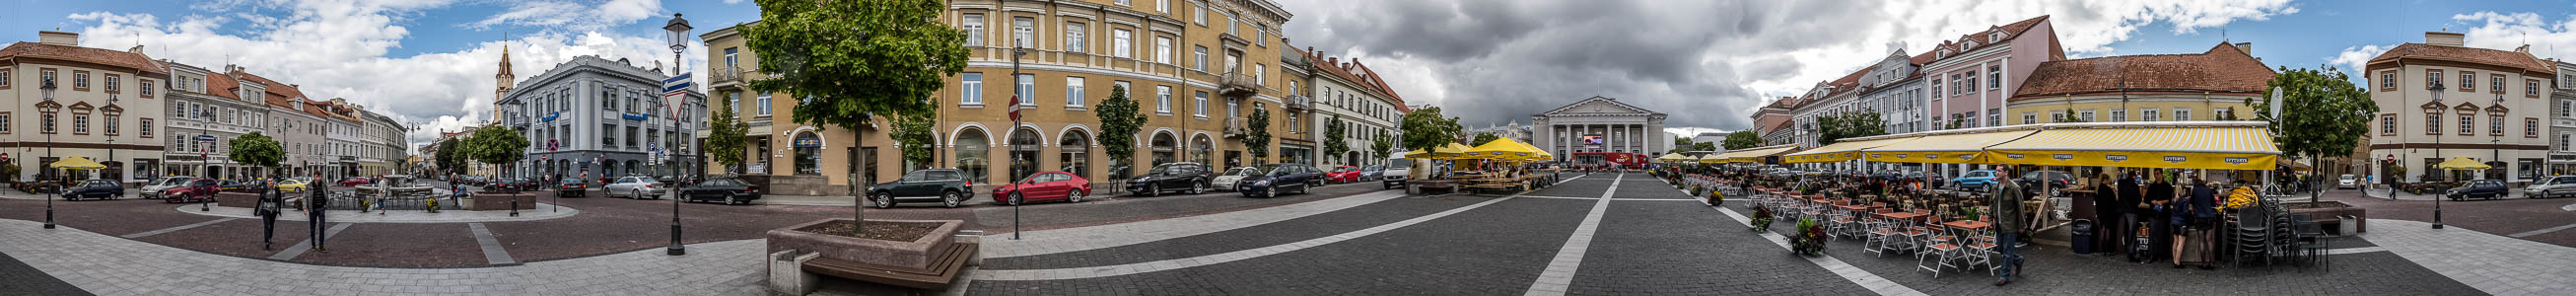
[1920,16,2064,130]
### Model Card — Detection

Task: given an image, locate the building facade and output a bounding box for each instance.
[2006,41,2271,131]
[2551,60,2576,175]
[0,31,170,184]
[498,55,706,183]
[1530,96,1668,163]
[1298,49,1405,167]
[2367,32,2557,184]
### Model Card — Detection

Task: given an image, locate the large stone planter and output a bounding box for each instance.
[467,191,538,211]
[216,191,261,208]
[2287,201,2367,235]
[765,219,961,270]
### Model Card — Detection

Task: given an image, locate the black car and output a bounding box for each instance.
[2015,171,2077,196]
[2449,180,2511,200]
[514,178,543,190]
[1239,163,1324,198]
[62,180,124,200]
[1126,162,1214,196]
[868,169,976,208]
[486,178,518,190]
[556,178,589,197]
[681,178,763,205]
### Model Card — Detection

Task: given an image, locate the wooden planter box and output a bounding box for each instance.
[2286,201,2367,235]
[467,192,538,211]
[216,192,261,208]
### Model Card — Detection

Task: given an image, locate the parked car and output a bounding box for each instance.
[1211,167,1262,191]
[141,176,194,198]
[993,171,1093,205]
[1240,163,1323,198]
[512,178,543,190]
[1324,166,1363,184]
[338,178,372,186]
[1952,170,2000,189]
[605,176,667,199]
[2015,171,2076,196]
[62,180,124,200]
[2526,176,2576,198]
[868,169,976,208]
[1359,165,1386,182]
[1126,162,1213,196]
[556,178,589,197]
[161,179,222,203]
[231,180,272,192]
[680,178,762,205]
[2450,180,2511,200]
[1381,158,1414,189]
[2338,174,2358,189]
[276,179,311,192]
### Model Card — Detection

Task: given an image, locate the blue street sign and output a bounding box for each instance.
[195,134,216,141]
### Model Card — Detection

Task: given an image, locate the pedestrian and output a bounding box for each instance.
[257,183,283,251]
[1991,166,2026,286]
[2146,171,2177,264]
[2119,170,2145,262]
[2179,176,2219,269]
[307,173,330,253]
[2091,173,2121,257]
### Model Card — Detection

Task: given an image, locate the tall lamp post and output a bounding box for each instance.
[2493,94,2505,187]
[40,77,55,229]
[2432,82,2446,229]
[662,13,692,257]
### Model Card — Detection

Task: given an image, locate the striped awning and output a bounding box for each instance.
[1706,144,1798,163]
[1781,135,1918,164]
[1980,122,2278,171]
[1861,128,2039,164]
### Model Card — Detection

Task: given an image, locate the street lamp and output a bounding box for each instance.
[2431,82,2446,230]
[662,12,692,257]
[40,78,54,229]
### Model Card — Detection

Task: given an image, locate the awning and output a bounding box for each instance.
[49,157,106,170]
[1863,128,2040,164]
[1980,122,2278,171]
[1781,135,1918,164]
[1464,138,1544,162]
[2436,157,2491,171]
[1709,144,1798,163]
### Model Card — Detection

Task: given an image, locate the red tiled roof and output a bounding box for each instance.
[2368,42,2555,74]
[1296,46,1408,108]
[204,71,241,100]
[0,41,168,75]
[2010,42,2276,100]
[233,71,311,108]
[1934,16,2052,59]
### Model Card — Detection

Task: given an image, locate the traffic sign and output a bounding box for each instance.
[196,134,216,141]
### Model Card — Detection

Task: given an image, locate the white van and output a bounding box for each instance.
[1380,157,1413,189]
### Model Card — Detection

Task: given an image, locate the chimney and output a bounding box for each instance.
[2426,32,2467,47]
[129,45,146,53]
[36,31,77,45]
[2232,42,2252,54]
[2517,44,2532,53]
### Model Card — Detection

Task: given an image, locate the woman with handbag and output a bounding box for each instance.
[257,182,283,251]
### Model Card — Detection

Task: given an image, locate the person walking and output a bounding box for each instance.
[2091,173,2121,257]
[307,173,331,253]
[2119,171,2145,262]
[1991,166,2026,286]
[257,183,284,251]
[2178,176,2220,269]
[2146,171,2177,265]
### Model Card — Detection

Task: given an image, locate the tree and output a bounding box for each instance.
[1400,107,1464,156]
[436,138,465,177]
[463,125,530,185]
[2059,107,2088,123]
[1244,107,1272,164]
[2247,65,2376,205]
[1722,130,1761,150]
[1674,136,1696,150]
[704,101,748,175]
[229,132,284,179]
[1369,130,1395,160]
[742,0,967,227]
[1323,116,1349,165]
[887,104,940,170]
[1817,111,1887,146]
[1094,85,1148,178]
[1692,142,1717,152]
[1471,132,1501,145]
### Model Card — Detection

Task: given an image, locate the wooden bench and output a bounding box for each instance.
[801,242,979,290]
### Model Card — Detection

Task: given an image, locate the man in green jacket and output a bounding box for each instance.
[1992,165,2026,286]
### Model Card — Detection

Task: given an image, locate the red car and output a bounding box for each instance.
[338,178,372,186]
[992,171,1092,205]
[1325,166,1363,184]
[161,179,222,203]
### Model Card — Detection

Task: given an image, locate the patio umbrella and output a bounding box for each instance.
[2434,157,2490,171]
[48,157,106,170]
[1404,143,1473,160]
[1466,138,1544,162]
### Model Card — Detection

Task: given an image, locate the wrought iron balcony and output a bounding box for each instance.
[1224,117,1250,138]
[1285,95,1313,111]
[1218,72,1259,97]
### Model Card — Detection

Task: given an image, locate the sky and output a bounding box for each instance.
[9,0,2576,151]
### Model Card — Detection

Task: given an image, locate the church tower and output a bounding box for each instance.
[495,41,515,111]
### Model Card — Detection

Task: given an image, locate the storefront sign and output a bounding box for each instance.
[794,137,822,148]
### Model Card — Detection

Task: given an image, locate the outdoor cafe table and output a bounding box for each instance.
[1878,211,1926,222]
[1943,220,1991,233]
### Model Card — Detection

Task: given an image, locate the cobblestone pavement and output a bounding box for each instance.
[2328,187,2576,248]
[0,219,767,295]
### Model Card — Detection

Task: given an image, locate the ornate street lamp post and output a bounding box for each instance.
[662,13,692,257]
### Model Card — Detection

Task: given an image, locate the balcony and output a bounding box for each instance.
[709,66,746,90]
[1218,33,1249,48]
[1285,95,1313,111]
[1224,117,1250,138]
[1218,72,1260,97]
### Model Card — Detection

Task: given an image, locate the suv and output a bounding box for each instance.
[1952,170,1999,189]
[1241,163,1324,197]
[2450,180,2510,200]
[1126,162,1213,196]
[2526,176,2576,198]
[1380,158,1414,189]
[868,169,976,208]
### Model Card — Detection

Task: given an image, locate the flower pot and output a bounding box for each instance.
[766,219,963,270]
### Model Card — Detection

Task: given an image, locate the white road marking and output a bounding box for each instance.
[1716,205,1927,296]
[1523,175,1621,296]
[121,218,238,239]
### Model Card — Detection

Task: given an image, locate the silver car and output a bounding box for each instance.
[605,176,667,199]
[2525,176,2576,199]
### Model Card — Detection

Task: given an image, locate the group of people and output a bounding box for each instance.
[1710,165,2032,286]
[253,173,334,252]
[2083,169,2225,269]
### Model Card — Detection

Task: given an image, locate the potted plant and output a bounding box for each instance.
[1750,206,1775,233]
[1791,218,1827,256]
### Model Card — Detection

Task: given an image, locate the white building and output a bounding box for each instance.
[1530,96,1668,164]
[1298,49,1406,167]
[2367,32,2556,184]
[0,31,171,184]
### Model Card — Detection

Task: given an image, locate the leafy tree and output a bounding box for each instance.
[742,0,967,226]
[887,104,940,170]
[1244,107,1272,164]
[1094,85,1148,178]
[2247,65,2376,204]
[1400,107,1463,152]
[704,100,748,174]
[1323,116,1349,165]
[1722,130,1761,150]
[229,132,284,181]
[463,125,530,183]
[1817,111,1886,146]
[1471,132,1501,145]
[436,138,465,176]
[1692,142,1717,152]
[2059,107,2088,123]
[1674,136,1695,150]
[0,163,17,183]
[1369,130,1394,159]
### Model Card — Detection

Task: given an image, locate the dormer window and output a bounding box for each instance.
[1989,32,2005,42]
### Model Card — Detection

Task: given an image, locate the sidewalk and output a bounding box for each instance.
[754,194,858,206]
[0,219,769,295]
[2363,186,2516,201]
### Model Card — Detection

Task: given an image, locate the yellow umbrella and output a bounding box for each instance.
[1655,153,1690,163]
[1405,143,1474,160]
[48,157,105,170]
[2435,157,2491,171]
[1466,138,1543,162]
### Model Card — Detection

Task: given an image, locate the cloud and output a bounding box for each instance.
[69,0,705,153]
[2328,44,2392,79]
[464,0,661,33]
[1281,0,2295,132]
[2452,11,2576,63]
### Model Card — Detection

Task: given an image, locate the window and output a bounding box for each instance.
[2382,114,2396,135]
[0,69,9,89]
[2494,114,2506,136]
[2492,74,2507,94]
[73,71,88,91]
[725,47,738,69]
[961,73,984,106]
[1065,76,1086,107]
[1015,74,1035,107]
[1963,71,1979,95]
[1932,74,1947,97]
[1065,23,1086,53]
[1011,17,1034,48]
[1112,29,1133,58]
[2530,117,2541,137]
[1195,5,1206,26]
[603,123,616,147]
[1155,85,1172,113]
[756,93,773,115]
[39,112,54,134]
[1986,65,2001,89]
[1987,109,2000,126]
[2051,111,2065,122]
[2110,109,2125,121]
[961,14,985,46]
[1115,0,1129,6]
[140,80,153,98]
[2426,113,2441,135]
[2531,79,2544,98]
[2564,100,2573,118]
[1254,64,1266,86]
[2174,108,2191,121]
[104,74,119,94]
[139,117,150,137]
[1193,46,1208,71]
[2461,113,2474,135]
[1195,91,1209,116]
[1154,37,1173,64]
[603,87,617,110]
[0,111,8,133]
[2021,112,2036,124]
[2216,108,2233,120]
[2462,71,2475,92]
[104,114,117,136]
[1156,0,1167,13]
[2428,69,2444,90]
[72,113,88,135]
[2141,109,2161,121]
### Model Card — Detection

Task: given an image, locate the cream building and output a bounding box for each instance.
[0,31,170,184]
[2367,32,2557,184]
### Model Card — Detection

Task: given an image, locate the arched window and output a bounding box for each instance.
[1060,130,1090,179]
[955,127,991,183]
[1150,132,1177,166]
[1190,134,1214,167]
[1009,127,1041,182]
[602,161,618,179]
[626,160,641,177]
[793,131,822,175]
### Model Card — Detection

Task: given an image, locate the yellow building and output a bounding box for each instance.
[702,0,1305,194]
[2007,42,2273,125]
